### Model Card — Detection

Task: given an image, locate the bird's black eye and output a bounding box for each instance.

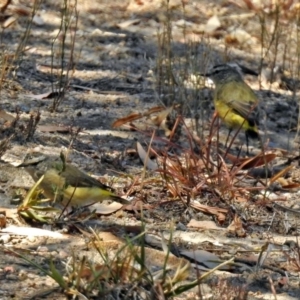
[211,67,222,74]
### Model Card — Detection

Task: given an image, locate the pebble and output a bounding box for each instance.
[6,274,19,280]
[176,222,187,231]
[37,246,49,252]
[0,234,11,244]
[18,270,28,280]
[27,236,36,243]
[58,250,69,259]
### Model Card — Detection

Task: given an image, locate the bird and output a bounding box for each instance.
[203,63,260,153]
[226,62,258,77]
[25,156,129,207]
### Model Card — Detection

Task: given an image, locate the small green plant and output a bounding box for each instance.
[18,175,59,223]
[6,224,230,299]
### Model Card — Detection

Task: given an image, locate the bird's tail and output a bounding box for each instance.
[246,127,259,139]
[110,195,130,205]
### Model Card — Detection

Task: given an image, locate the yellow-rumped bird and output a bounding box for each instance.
[25,156,129,207]
[203,63,259,153]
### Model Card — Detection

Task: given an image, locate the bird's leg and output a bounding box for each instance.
[225,128,232,149]
[245,132,250,155]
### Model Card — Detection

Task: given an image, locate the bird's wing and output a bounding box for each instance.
[217,81,258,123]
[227,98,257,121]
[60,165,113,191]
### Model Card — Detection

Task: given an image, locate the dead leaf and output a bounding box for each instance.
[187,219,225,230]
[269,165,293,184]
[37,125,70,133]
[224,34,239,45]
[190,202,227,223]
[136,142,158,170]
[150,106,174,127]
[235,195,248,202]
[223,150,276,169]
[2,16,18,28]
[0,109,14,122]
[278,276,289,287]
[1,151,28,167]
[0,211,6,228]
[10,4,31,16]
[227,215,246,237]
[275,177,289,186]
[117,19,141,29]
[219,149,243,164]
[112,112,143,128]
[240,153,277,169]
[27,89,64,100]
[112,106,167,128]
[180,249,231,270]
[205,15,221,33]
[0,208,19,223]
[92,202,125,215]
[242,0,258,10]
[281,183,300,190]
[1,226,67,238]
[227,28,253,45]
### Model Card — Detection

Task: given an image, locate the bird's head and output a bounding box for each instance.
[202,63,258,85]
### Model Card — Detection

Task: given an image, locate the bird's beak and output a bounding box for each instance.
[237,64,258,76]
[198,72,214,87]
[198,72,211,77]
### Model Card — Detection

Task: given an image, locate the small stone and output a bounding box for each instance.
[0,234,11,244]
[27,236,36,243]
[176,222,187,231]
[58,250,69,259]
[37,246,49,252]
[205,15,221,33]
[18,270,28,280]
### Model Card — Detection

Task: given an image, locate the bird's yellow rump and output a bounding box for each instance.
[26,158,129,207]
[205,64,259,150]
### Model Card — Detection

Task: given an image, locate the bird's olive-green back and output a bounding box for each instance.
[214,79,258,121]
[49,162,113,191]
[27,161,114,192]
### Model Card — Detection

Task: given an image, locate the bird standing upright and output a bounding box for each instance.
[204,63,259,153]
